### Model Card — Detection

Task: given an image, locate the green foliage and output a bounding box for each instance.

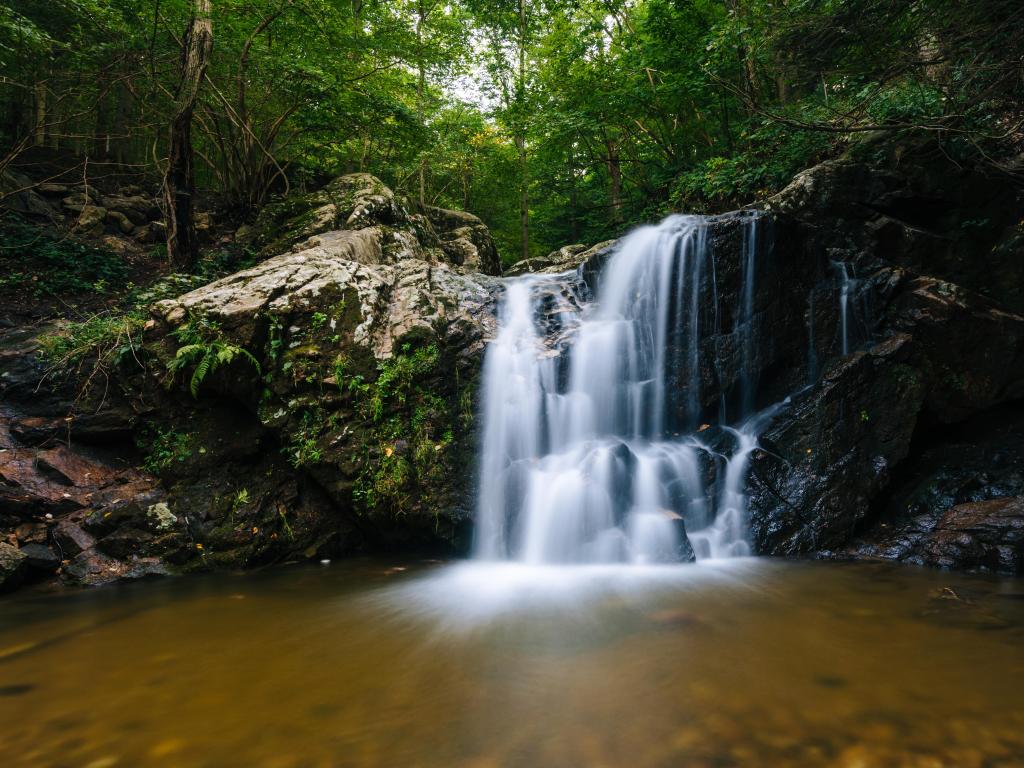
[284,408,324,468]
[166,316,261,398]
[0,214,128,296]
[142,428,196,474]
[323,341,460,515]
[368,343,441,423]
[37,312,146,370]
[4,0,1018,270]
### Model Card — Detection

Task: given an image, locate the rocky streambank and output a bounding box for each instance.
[1,174,502,590]
[1,141,1023,591]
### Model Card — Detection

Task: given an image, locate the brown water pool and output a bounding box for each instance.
[1,558,1023,768]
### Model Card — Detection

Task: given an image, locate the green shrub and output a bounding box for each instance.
[143,428,196,473]
[37,311,146,369]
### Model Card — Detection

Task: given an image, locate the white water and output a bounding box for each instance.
[475,214,778,566]
[834,260,867,356]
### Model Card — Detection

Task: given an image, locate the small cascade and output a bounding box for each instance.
[833,261,872,356]
[475,214,773,565]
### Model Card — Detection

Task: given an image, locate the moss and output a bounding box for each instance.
[338,340,477,519]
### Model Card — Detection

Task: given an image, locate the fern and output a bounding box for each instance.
[166,319,261,398]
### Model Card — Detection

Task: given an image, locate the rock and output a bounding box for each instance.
[62,547,168,586]
[133,222,162,243]
[840,405,1024,571]
[53,521,96,557]
[505,241,617,277]
[152,235,501,359]
[96,527,155,559]
[146,502,177,532]
[746,148,1024,562]
[19,542,60,572]
[0,172,56,218]
[0,542,28,590]
[37,183,69,195]
[136,180,505,556]
[105,209,135,234]
[61,191,101,209]
[103,194,159,224]
[921,497,1024,573]
[252,173,415,257]
[70,205,107,234]
[425,206,502,275]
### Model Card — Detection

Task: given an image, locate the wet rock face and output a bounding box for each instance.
[747,147,1024,568]
[838,407,1024,574]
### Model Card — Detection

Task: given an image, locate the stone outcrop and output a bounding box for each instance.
[424,206,501,276]
[0,172,504,589]
[248,173,502,276]
[742,143,1024,573]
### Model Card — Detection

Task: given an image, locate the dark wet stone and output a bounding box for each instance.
[19,542,60,572]
[52,521,96,557]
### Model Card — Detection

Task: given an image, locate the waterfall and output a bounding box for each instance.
[835,262,852,355]
[475,214,769,565]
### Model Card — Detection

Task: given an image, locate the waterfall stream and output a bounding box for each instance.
[475,214,775,565]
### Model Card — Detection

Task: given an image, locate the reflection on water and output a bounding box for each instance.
[1,559,1024,767]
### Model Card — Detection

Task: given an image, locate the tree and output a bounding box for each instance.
[163,0,213,271]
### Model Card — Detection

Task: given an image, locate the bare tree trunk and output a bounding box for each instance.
[567,150,579,242]
[517,0,529,261]
[33,81,46,146]
[605,139,622,224]
[417,0,427,209]
[163,0,213,271]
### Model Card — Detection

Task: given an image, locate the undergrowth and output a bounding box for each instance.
[166,315,261,398]
[0,212,129,296]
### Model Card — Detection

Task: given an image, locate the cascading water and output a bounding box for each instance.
[475,214,771,565]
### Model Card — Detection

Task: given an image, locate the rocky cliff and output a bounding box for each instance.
[2,142,1023,591]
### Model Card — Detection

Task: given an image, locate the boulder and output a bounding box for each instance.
[105,209,135,234]
[747,146,1024,561]
[424,206,502,276]
[19,542,60,572]
[252,173,419,257]
[838,406,1024,573]
[70,205,107,235]
[0,171,56,218]
[53,520,96,557]
[920,498,1024,573]
[0,542,28,590]
[505,241,616,277]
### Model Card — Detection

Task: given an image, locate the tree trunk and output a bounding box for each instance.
[163,0,213,271]
[417,0,427,209]
[567,150,579,242]
[517,0,529,261]
[33,81,46,146]
[605,140,622,224]
[517,134,528,260]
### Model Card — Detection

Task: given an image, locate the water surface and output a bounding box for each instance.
[2,559,1023,767]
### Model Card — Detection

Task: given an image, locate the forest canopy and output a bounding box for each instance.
[1,0,1021,266]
